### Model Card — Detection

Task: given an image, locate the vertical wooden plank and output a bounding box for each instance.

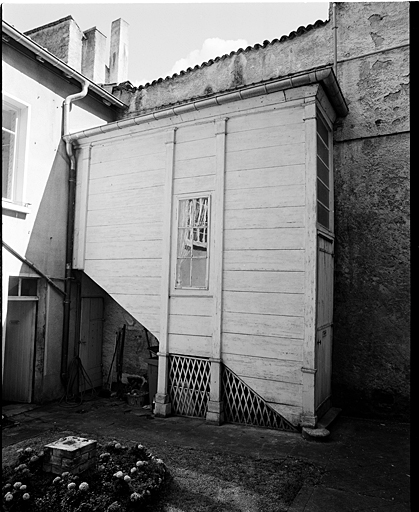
[155,127,177,417]
[212,118,227,361]
[301,100,318,427]
[207,118,227,424]
[73,144,92,270]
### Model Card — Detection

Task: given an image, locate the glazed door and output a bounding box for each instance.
[79,297,103,391]
[3,300,37,403]
[315,234,334,412]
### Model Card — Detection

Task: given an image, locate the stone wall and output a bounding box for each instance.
[77,273,158,391]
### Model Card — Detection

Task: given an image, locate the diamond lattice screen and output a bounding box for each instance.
[169,355,211,418]
[222,365,298,432]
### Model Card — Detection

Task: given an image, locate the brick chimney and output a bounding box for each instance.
[107,18,129,84]
[25,16,83,72]
[82,27,107,83]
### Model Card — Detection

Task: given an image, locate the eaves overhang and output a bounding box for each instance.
[64,66,348,143]
[2,20,128,110]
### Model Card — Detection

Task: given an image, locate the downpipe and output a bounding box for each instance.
[61,80,89,386]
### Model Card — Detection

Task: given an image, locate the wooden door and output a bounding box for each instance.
[3,300,37,403]
[79,297,103,391]
[315,234,334,414]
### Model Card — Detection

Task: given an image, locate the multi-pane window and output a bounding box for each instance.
[316,113,331,230]
[8,277,38,297]
[2,105,18,201]
[2,96,29,206]
[175,197,210,289]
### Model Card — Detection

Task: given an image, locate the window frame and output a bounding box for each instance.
[2,94,30,212]
[172,193,212,295]
[8,276,39,301]
[316,107,334,234]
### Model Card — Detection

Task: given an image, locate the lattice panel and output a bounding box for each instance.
[222,365,298,432]
[169,355,211,418]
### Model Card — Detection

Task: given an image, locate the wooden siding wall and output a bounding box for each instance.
[75,88,322,424]
[222,105,306,423]
[168,122,216,357]
[83,131,167,336]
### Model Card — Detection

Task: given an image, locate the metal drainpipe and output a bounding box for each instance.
[61,80,89,385]
[332,2,338,77]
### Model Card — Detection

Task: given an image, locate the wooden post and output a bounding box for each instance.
[301,100,318,427]
[155,127,176,417]
[206,118,227,425]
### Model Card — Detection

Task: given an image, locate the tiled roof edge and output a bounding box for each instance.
[125,18,329,92]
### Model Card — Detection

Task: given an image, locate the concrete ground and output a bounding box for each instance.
[2,396,410,511]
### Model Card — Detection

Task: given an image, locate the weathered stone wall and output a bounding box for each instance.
[332,2,410,419]
[112,2,410,419]
[25,16,83,72]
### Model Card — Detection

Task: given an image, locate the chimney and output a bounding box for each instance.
[82,27,107,83]
[25,16,83,72]
[108,18,129,84]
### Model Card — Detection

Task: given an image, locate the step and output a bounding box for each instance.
[317,407,342,429]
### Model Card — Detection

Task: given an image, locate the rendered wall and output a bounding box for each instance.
[332,2,410,420]
[2,41,116,402]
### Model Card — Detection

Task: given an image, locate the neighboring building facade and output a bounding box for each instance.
[1,17,133,403]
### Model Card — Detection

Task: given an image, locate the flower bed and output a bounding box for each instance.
[2,440,168,511]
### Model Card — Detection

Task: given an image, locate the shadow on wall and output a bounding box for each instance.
[332,135,410,422]
[76,271,159,392]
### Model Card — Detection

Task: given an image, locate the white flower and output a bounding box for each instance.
[123,475,131,482]
[79,482,89,492]
[130,492,141,501]
[137,444,144,449]
[113,471,123,479]
[67,482,76,490]
[24,447,33,453]
[5,492,13,501]
[130,467,137,474]
[136,460,145,467]
[22,493,30,500]
[62,472,70,478]
[20,485,27,491]
[13,482,22,489]
[156,458,164,465]
[53,477,61,484]
[114,443,122,449]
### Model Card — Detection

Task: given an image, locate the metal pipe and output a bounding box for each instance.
[61,80,89,385]
[2,241,66,297]
[332,2,338,77]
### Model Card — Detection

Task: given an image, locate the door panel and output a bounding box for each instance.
[315,235,334,410]
[3,300,37,403]
[79,298,103,390]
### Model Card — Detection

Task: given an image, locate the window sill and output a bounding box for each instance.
[2,200,31,216]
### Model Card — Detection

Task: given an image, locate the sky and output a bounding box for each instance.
[2,1,331,87]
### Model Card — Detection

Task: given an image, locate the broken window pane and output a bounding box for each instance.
[176,197,209,289]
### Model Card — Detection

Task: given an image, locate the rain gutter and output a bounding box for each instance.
[65,66,348,143]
